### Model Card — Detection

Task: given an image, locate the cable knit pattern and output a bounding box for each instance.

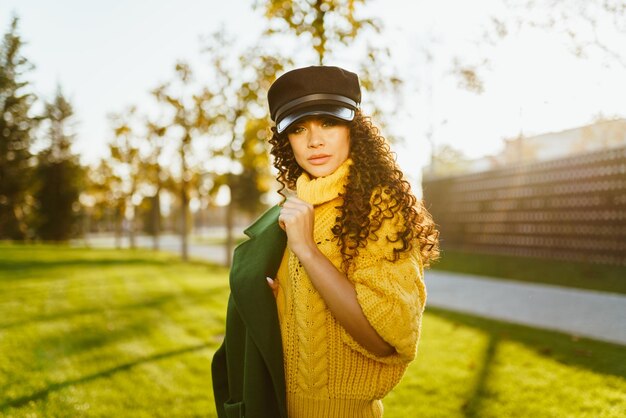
[293,248,328,394]
[275,158,426,417]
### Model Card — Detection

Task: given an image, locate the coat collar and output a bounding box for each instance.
[242,204,283,238]
[230,205,288,417]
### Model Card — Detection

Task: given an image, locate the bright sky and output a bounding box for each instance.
[2,0,625,192]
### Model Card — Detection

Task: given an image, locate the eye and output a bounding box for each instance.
[287,125,305,135]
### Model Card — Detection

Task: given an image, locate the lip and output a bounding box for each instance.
[308,154,331,165]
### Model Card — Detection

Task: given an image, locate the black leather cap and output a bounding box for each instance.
[268,66,361,133]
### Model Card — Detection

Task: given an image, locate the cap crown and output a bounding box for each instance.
[267,66,361,123]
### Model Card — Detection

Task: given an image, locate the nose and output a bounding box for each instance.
[307,123,324,148]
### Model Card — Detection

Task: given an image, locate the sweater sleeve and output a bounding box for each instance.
[340,188,427,365]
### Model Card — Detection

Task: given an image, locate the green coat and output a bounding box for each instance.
[211,205,288,418]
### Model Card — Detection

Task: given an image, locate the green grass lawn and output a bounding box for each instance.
[190,236,248,246]
[1,244,624,417]
[431,249,626,295]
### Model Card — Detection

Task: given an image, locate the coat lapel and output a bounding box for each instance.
[229,205,288,415]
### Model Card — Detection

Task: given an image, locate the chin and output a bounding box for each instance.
[304,164,336,178]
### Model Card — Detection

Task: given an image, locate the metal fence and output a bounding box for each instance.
[422,146,626,266]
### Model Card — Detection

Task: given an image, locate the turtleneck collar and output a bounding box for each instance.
[296,158,353,206]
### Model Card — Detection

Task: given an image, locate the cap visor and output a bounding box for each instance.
[277,106,355,134]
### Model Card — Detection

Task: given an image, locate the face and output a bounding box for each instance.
[285,116,351,178]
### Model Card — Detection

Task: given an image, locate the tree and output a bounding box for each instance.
[84,159,120,243]
[142,119,168,250]
[0,16,39,239]
[153,62,216,260]
[107,106,142,249]
[200,31,288,265]
[464,0,626,90]
[425,144,473,178]
[34,86,84,241]
[232,116,274,214]
[516,1,624,67]
[258,0,404,129]
[261,0,379,65]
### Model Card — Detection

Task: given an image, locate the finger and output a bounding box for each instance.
[266,277,278,298]
[281,200,301,210]
[284,196,312,208]
[266,277,278,291]
[278,209,300,223]
[278,212,291,226]
[282,202,313,215]
[278,215,293,231]
[279,188,298,206]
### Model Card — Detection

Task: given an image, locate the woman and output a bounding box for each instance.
[212,66,440,418]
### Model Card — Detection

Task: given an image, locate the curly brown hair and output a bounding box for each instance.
[268,110,440,270]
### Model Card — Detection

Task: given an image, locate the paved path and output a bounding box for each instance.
[78,234,626,346]
[77,234,230,265]
[424,271,626,346]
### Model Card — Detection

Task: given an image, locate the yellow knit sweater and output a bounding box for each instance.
[275,158,427,418]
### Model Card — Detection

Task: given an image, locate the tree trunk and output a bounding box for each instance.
[181,185,188,260]
[83,208,91,247]
[115,204,122,249]
[152,192,161,251]
[225,182,234,267]
[152,168,161,251]
[180,142,189,261]
[129,177,137,249]
[128,207,136,249]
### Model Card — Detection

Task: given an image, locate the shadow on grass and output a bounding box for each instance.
[461,333,499,417]
[427,306,626,381]
[35,320,156,359]
[0,342,213,410]
[0,257,172,276]
[0,284,228,330]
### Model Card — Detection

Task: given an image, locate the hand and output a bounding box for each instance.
[278,196,317,259]
[266,277,278,298]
